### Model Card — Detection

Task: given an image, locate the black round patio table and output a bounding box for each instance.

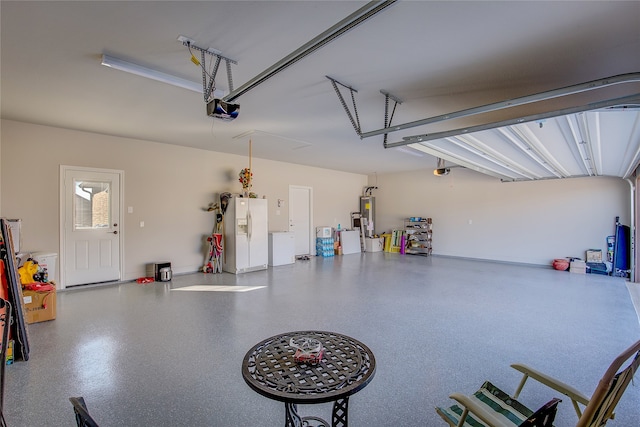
[241,330,376,427]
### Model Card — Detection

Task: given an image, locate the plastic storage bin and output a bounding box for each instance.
[31,252,58,283]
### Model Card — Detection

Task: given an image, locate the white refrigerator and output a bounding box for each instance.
[222,197,268,274]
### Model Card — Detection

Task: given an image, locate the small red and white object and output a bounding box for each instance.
[290,336,324,365]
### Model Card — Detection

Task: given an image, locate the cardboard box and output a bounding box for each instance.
[316,227,332,238]
[570,260,586,274]
[586,249,603,263]
[365,237,383,252]
[22,289,56,324]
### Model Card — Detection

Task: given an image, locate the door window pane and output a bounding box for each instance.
[74,180,111,229]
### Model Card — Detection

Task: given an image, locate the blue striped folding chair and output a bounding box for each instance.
[511,339,640,427]
[436,339,640,427]
[436,381,561,427]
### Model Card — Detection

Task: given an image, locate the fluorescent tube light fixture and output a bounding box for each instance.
[394,146,424,157]
[101,54,223,97]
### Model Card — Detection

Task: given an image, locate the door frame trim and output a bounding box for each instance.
[288,185,314,256]
[59,165,125,289]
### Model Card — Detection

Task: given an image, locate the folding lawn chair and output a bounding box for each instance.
[436,339,640,427]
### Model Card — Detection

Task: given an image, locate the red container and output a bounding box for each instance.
[552,258,570,271]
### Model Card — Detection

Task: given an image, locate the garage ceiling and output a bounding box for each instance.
[1,1,639,179]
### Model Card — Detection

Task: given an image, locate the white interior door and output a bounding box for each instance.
[61,167,122,287]
[289,185,312,255]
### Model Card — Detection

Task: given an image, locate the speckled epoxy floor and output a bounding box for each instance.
[4,254,640,426]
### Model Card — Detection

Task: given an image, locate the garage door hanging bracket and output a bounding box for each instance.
[381,90,402,145]
[180,38,238,103]
[327,76,402,141]
[327,76,362,136]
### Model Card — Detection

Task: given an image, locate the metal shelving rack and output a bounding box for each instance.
[404,218,432,256]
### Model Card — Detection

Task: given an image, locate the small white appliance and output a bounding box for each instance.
[147,262,172,282]
[269,232,295,266]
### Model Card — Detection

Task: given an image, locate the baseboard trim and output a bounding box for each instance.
[432,254,551,269]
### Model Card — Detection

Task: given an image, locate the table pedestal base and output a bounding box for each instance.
[285,398,350,427]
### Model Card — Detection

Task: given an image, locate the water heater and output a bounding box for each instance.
[360,196,375,238]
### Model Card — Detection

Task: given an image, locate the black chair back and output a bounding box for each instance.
[69,397,100,427]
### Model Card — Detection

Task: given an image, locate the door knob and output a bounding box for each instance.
[111,231,118,234]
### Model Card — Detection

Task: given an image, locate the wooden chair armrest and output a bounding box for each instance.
[511,363,590,405]
[449,392,515,427]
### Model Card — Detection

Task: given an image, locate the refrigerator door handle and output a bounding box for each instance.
[247,210,252,241]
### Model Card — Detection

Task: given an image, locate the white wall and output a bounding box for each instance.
[2,120,631,282]
[0,120,367,282]
[371,167,631,266]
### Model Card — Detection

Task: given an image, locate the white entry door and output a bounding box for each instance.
[61,167,122,287]
[289,185,313,255]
